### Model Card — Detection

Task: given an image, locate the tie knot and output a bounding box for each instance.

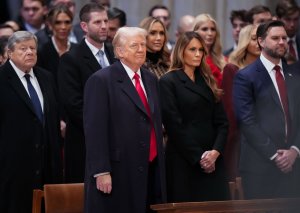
[274,65,281,73]
[24,74,31,81]
[98,49,104,56]
[133,73,140,81]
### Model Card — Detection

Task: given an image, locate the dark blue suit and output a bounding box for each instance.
[83,61,166,213]
[233,58,300,199]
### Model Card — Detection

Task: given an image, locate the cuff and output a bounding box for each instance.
[270,152,278,160]
[290,146,300,157]
[94,172,110,178]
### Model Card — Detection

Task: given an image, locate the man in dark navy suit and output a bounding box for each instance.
[58,2,115,183]
[233,20,300,199]
[83,27,166,213]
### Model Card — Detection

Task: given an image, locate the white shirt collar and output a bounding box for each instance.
[84,39,105,56]
[120,61,141,80]
[260,54,283,74]
[9,60,34,78]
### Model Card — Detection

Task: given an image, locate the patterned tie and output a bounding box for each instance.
[98,50,107,68]
[288,40,297,60]
[24,74,43,122]
[274,65,290,141]
[133,73,157,161]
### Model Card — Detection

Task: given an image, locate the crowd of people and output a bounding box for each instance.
[1,0,300,213]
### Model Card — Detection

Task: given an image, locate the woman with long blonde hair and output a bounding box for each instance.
[160,31,229,202]
[193,13,226,87]
[221,24,260,181]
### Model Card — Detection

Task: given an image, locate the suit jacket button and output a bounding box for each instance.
[138,166,144,172]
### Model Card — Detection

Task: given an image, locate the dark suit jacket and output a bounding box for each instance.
[233,58,300,197]
[159,69,229,202]
[0,61,62,213]
[57,39,115,182]
[83,61,166,213]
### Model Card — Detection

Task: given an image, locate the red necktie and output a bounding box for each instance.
[133,73,157,161]
[274,65,290,141]
[288,40,297,60]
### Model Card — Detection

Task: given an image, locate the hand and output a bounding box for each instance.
[96,174,112,194]
[274,149,298,173]
[60,120,66,138]
[200,150,220,173]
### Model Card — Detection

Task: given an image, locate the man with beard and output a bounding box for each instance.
[233,20,300,199]
[58,2,115,183]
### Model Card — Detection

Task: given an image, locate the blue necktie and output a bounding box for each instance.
[98,50,107,68]
[24,74,43,122]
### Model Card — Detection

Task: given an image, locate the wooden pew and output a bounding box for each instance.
[151,197,300,213]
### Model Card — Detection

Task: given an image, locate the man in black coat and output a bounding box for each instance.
[0,31,62,213]
[84,26,166,213]
[58,2,115,183]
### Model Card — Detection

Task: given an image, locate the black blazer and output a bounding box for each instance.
[0,61,62,213]
[57,39,115,182]
[83,61,166,213]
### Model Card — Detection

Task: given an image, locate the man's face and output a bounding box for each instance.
[118,35,146,71]
[259,26,288,59]
[8,39,37,72]
[252,12,272,25]
[152,8,171,30]
[279,11,300,38]
[81,11,108,45]
[107,18,121,42]
[232,18,247,44]
[21,0,47,28]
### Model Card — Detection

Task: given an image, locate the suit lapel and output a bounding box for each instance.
[141,67,155,114]
[256,60,283,110]
[283,63,296,121]
[5,62,37,117]
[176,69,212,102]
[81,40,101,72]
[34,68,48,117]
[115,61,148,116]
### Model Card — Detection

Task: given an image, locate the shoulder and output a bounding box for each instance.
[223,63,239,73]
[159,69,181,83]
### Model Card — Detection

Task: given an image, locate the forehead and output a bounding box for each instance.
[253,12,272,20]
[187,38,203,47]
[15,39,37,47]
[200,20,215,28]
[89,11,108,21]
[126,34,146,43]
[152,9,169,17]
[266,26,287,36]
[22,0,43,7]
[55,12,72,20]
[150,22,164,30]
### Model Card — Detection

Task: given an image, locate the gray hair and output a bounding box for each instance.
[7,31,38,51]
[112,27,147,59]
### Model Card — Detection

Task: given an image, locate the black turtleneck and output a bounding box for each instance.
[146,51,162,64]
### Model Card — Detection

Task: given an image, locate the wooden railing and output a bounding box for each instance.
[151,197,300,213]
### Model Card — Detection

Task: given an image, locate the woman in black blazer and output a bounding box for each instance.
[159,31,229,202]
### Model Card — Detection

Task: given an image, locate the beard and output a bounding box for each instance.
[89,32,107,44]
[264,46,287,59]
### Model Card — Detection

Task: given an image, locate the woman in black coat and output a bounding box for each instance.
[159,31,229,202]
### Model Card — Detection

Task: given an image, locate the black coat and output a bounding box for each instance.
[57,39,115,182]
[159,69,229,202]
[83,61,166,213]
[0,61,62,213]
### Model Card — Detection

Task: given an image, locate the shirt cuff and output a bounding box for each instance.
[94,172,110,178]
[270,153,278,160]
[290,146,300,157]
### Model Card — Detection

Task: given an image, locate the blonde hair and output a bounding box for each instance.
[193,13,226,71]
[139,16,170,63]
[229,24,258,68]
[170,31,222,101]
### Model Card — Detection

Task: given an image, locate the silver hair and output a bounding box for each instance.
[112,27,147,59]
[7,31,38,51]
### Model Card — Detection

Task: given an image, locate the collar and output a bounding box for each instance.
[84,38,105,57]
[120,61,141,80]
[9,60,34,78]
[260,54,283,74]
[51,36,71,53]
[288,35,296,43]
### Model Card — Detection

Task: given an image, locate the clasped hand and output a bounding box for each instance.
[275,149,298,173]
[199,150,220,173]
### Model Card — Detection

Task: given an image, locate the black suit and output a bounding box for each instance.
[58,39,115,182]
[84,61,166,213]
[159,69,229,202]
[233,58,300,199]
[0,61,62,213]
